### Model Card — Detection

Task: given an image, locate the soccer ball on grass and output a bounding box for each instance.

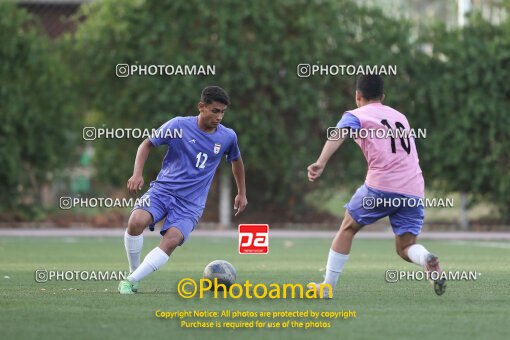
[203,260,236,290]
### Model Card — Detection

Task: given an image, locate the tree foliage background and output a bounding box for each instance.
[416,14,510,220]
[0,2,78,216]
[1,0,509,222]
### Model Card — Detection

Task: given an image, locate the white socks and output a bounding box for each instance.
[407,244,429,266]
[124,230,144,273]
[324,249,350,288]
[127,247,169,282]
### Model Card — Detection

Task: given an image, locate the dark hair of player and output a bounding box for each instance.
[356,75,384,100]
[201,86,231,105]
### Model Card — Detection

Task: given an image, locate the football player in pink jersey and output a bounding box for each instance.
[307,75,445,298]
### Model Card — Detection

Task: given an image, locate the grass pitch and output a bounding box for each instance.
[0,235,508,340]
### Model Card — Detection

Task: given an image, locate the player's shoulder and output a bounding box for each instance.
[180,115,196,122]
[165,115,197,128]
[383,104,405,115]
[346,106,363,115]
[383,105,409,121]
[161,115,184,125]
[349,104,406,118]
[217,123,237,138]
[169,116,192,123]
[342,109,357,117]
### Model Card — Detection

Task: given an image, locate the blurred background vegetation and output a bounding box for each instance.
[0,0,508,229]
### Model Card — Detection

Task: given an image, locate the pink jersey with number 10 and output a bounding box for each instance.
[348,102,424,198]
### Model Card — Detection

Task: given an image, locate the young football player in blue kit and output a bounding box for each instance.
[118,86,247,294]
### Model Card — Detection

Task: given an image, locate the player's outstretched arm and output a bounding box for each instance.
[307,137,346,182]
[127,138,155,194]
[231,157,247,216]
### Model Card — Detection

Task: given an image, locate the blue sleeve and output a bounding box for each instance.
[225,131,241,163]
[149,118,179,147]
[336,112,361,131]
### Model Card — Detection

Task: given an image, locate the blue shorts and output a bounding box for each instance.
[133,185,203,245]
[345,184,424,236]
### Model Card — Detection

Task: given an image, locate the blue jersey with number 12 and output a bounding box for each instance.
[148,116,241,208]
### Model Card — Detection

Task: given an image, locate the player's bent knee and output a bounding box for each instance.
[396,242,415,261]
[339,221,361,235]
[339,212,363,235]
[396,248,407,259]
[127,210,152,234]
[395,233,417,258]
[160,231,183,255]
[163,228,184,244]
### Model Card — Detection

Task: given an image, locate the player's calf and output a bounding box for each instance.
[159,227,184,255]
[395,233,418,263]
[308,211,360,298]
[403,243,447,296]
[124,209,153,281]
[117,227,183,295]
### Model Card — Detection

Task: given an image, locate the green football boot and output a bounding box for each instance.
[118,279,138,294]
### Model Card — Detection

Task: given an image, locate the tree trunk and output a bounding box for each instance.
[219,167,232,230]
[459,192,469,230]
